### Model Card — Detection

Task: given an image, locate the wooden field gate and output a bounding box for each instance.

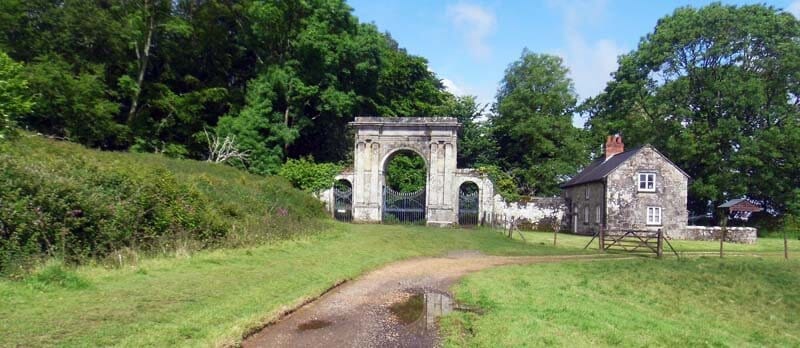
[585,229,679,258]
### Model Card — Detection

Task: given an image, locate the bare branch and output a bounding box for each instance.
[204,130,250,165]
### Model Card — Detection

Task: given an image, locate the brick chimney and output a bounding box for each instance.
[604,134,624,160]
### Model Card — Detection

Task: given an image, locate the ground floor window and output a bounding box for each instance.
[646,206,662,225]
[595,206,601,224]
[583,206,589,224]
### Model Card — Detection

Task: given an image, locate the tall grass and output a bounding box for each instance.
[0,135,325,275]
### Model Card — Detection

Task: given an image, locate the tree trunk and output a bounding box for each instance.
[127,0,155,125]
[785,229,789,260]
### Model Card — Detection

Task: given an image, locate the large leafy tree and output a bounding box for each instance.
[491,50,589,196]
[0,0,454,170]
[584,3,800,214]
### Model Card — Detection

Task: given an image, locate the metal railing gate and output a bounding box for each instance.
[333,185,353,222]
[458,190,479,226]
[382,187,426,224]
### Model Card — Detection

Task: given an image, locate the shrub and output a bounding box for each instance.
[278,157,342,192]
[0,50,33,140]
[0,135,326,274]
[477,165,520,201]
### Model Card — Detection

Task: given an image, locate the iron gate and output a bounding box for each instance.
[333,185,353,222]
[382,187,426,224]
[458,190,480,226]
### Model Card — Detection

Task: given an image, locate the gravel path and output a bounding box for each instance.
[242,252,616,348]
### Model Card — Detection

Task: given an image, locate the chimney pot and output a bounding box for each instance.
[604,134,624,160]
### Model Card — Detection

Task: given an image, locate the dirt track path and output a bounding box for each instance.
[242,252,619,348]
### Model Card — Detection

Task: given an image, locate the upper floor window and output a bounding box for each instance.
[646,206,662,225]
[638,172,656,192]
[585,186,589,200]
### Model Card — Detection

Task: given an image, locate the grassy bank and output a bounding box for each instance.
[0,135,324,274]
[0,223,589,347]
[441,257,800,347]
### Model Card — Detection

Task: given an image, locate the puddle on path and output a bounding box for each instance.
[297,319,332,331]
[390,290,455,330]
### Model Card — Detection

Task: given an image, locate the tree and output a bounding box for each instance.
[584,3,800,215]
[385,152,426,192]
[0,51,32,139]
[442,95,497,168]
[492,50,589,196]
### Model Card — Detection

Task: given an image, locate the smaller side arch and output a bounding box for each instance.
[458,181,481,226]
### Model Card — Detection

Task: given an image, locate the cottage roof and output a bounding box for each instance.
[560,147,642,188]
[718,198,747,208]
[718,199,763,212]
[559,145,689,188]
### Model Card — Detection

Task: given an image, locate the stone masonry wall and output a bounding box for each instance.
[677,226,757,244]
[605,146,688,238]
[562,182,605,235]
[492,196,566,231]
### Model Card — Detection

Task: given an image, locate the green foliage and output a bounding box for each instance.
[584,3,800,214]
[22,56,124,148]
[0,134,325,275]
[0,0,453,166]
[491,50,590,196]
[278,157,342,192]
[386,152,427,192]
[0,50,32,140]
[442,95,497,168]
[477,165,520,202]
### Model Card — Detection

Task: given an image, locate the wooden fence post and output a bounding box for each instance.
[599,225,605,252]
[657,229,664,259]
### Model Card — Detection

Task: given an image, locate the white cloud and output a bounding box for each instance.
[446,3,496,60]
[788,0,800,18]
[549,0,626,126]
[441,78,465,96]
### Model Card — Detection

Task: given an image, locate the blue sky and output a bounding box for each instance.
[348,0,800,125]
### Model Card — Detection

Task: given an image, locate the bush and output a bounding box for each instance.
[278,157,342,192]
[477,165,520,201]
[0,51,33,140]
[0,135,326,275]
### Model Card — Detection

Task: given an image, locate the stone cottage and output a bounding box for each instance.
[560,135,689,236]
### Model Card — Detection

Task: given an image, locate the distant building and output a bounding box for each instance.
[560,135,689,236]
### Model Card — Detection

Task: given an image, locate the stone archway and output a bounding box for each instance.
[346,117,494,227]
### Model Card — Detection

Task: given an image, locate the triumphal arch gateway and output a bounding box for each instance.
[329,117,496,227]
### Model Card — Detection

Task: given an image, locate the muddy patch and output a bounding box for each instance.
[297,319,332,331]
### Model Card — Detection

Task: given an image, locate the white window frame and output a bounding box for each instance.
[583,206,589,224]
[646,206,662,225]
[595,206,601,224]
[585,186,589,200]
[638,172,656,192]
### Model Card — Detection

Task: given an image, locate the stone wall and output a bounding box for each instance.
[492,196,566,231]
[563,182,605,235]
[606,146,689,238]
[676,226,757,244]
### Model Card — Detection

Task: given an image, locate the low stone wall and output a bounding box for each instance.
[491,196,566,231]
[675,226,758,244]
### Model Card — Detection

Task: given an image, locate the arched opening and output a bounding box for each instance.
[333,179,352,222]
[382,150,427,224]
[458,181,480,226]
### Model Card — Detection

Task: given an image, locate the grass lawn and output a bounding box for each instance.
[516,230,799,254]
[0,223,588,347]
[440,257,800,347]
